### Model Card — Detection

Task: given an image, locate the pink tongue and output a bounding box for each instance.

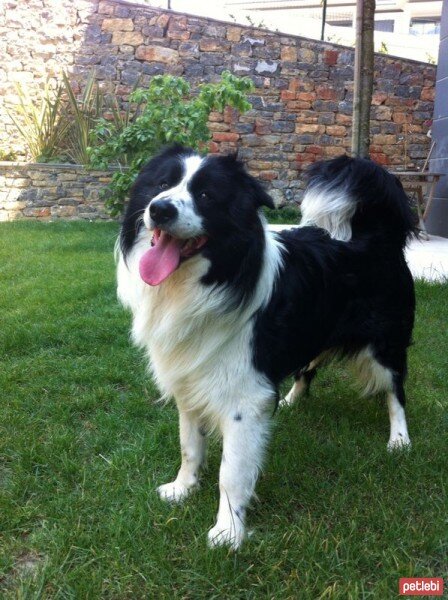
[139,231,183,286]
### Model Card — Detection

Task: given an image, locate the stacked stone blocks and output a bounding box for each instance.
[0,163,114,221]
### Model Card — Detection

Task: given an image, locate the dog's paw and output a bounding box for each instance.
[387,434,411,452]
[207,521,245,550]
[281,378,307,407]
[280,395,292,407]
[280,391,296,407]
[157,480,193,503]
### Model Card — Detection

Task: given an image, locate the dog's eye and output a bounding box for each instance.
[199,192,210,201]
[159,182,169,191]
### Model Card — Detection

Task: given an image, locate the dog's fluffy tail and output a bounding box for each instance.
[300,155,417,247]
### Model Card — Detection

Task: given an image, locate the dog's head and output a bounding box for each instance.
[121,144,274,286]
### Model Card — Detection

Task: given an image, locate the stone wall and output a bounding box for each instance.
[0,163,114,221]
[0,0,437,207]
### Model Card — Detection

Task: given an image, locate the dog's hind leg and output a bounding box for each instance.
[352,347,411,451]
[282,367,317,406]
[158,408,207,503]
[386,374,411,451]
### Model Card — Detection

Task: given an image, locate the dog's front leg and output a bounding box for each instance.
[208,410,271,550]
[158,408,206,503]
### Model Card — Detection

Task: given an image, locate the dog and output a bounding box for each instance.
[116,144,416,549]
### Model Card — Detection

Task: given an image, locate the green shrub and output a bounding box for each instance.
[7,72,122,166]
[0,148,18,161]
[88,72,254,216]
[7,71,255,216]
[7,81,70,163]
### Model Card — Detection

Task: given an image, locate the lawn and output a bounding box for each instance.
[0,222,447,599]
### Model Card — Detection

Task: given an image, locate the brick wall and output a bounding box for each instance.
[0,0,437,207]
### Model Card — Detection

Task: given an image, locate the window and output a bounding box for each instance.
[328,20,352,28]
[375,20,394,33]
[410,19,441,36]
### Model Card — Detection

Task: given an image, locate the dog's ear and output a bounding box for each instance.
[248,176,276,210]
[222,152,276,209]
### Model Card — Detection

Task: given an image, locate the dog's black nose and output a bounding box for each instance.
[149,200,178,225]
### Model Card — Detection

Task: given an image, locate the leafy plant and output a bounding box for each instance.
[61,71,105,165]
[103,89,142,140]
[245,15,266,28]
[94,79,145,169]
[7,81,69,162]
[0,148,18,161]
[7,73,131,166]
[89,71,254,216]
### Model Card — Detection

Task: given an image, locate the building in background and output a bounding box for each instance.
[225,0,442,62]
[151,0,442,62]
[428,0,448,236]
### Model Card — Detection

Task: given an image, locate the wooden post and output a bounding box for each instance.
[351,0,376,158]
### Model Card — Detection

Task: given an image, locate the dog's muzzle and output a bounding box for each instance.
[149,200,178,226]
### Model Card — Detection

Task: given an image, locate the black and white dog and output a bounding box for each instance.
[116,145,416,549]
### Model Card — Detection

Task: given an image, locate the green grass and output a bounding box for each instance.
[263,205,301,225]
[0,222,447,599]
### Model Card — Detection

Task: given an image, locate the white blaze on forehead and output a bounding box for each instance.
[182,154,205,185]
[159,154,204,201]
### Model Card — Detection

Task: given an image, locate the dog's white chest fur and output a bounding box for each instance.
[116,231,281,424]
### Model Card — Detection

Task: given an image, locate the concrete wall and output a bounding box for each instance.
[427,1,448,237]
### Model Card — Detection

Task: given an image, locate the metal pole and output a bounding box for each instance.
[321,0,327,41]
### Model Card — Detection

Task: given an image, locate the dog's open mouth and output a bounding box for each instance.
[139,228,208,286]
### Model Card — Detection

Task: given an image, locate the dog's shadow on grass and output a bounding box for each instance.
[254,374,399,516]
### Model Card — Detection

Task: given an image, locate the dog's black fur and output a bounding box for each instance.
[118,146,417,548]
[121,147,416,407]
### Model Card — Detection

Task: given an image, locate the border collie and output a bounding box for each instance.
[116,145,416,549]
